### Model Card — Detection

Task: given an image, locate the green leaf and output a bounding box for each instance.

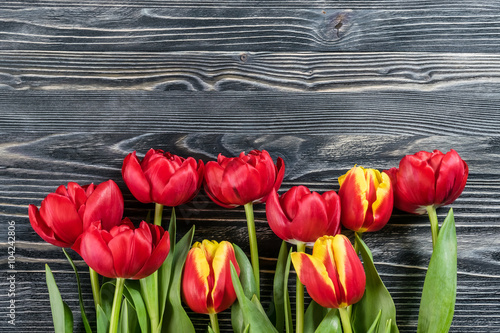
[118,298,139,333]
[384,319,393,333]
[161,226,196,333]
[271,241,289,333]
[366,310,382,333]
[100,281,115,320]
[231,243,259,333]
[123,280,149,333]
[96,304,110,333]
[314,309,342,333]
[208,326,216,333]
[243,324,251,333]
[303,301,329,333]
[283,249,293,333]
[62,249,92,333]
[230,263,279,333]
[158,208,177,327]
[417,208,457,333]
[352,234,399,333]
[45,264,73,333]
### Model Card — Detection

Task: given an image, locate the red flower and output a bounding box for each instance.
[291,235,366,309]
[122,149,204,207]
[338,166,393,232]
[29,180,124,248]
[72,219,170,279]
[266,186,341,245]
[204,150,285,208]
[182,240,240,314]
[386,149,468,214]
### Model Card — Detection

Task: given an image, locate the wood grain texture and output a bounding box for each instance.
[1,91,500,136]
[3,51,500,92]
[1,134,500,332]
[1,6,500,52]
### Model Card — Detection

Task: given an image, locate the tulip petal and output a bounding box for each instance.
[74,224,116,278]
[367,172,393,232]
[29,204,70,248]
[322,191,342,236]
[332,235,366,307]
[83,180,124,231]
[435,150,468,206]
[159,158,200,206]
[265,190,294,242]
[182,247,211,314]
[221,160,262,205]
[280,186,310,221]
[67,182,88,209]
[204,161,238,208]
[396,154,436,213]
[134,224,170,279]
[211,241,239,313]
[122,152,152,203]
[108,225,151,279]
[289,192,330,244]
[339,167,369,231]
[39,193,83,245]
[291,252,339,308]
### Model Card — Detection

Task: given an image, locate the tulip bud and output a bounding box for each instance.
[122,149,204,207]
[291,234,366,309]
[29,180,124,248]
[338,166,393,233]
[204,150,284,208]
[182,240,240,314]
[72,219,170,279]
[266,186,341,245]
[385,149,468,214]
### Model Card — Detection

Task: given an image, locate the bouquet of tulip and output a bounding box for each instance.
[28,148,468,333]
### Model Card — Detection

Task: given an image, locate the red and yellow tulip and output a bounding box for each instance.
[291,234,366,309]
[182,240,240,314]
[338,166,393,233]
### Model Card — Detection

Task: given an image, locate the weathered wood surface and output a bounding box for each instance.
[0,1,499,332]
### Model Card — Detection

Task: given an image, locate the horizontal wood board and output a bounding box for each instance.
[1,1,499,332]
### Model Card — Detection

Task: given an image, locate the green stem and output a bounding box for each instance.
[89,267,101,310]
[141,274,160,333]
[296,242,306,333]
[154,203,164,226]
[354,232,362,254]
[426,205,439,249]
[209,313,220,333]
[109,278,125,333]
[244,202,260,299]
[338,307,353,333]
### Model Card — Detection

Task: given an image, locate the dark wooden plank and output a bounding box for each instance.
[1,91,500,136]
[1,6,500,52]
[1,133,499,332]
[3,51,500,92]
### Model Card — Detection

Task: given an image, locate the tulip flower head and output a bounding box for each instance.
[204,150,285,208]
[72,219,170,279]
[338,166,393,233]
[291,234,366,309]
[29,180,124,248]
[266,186,341,246]
[122,149,204,207]
[182,240,240,314]
[386,149,468,214]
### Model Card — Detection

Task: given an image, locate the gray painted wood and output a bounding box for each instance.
[0,1,499,332]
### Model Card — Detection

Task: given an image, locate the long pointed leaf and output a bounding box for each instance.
[314,309,341,333]
[123,280,149,333]
[352,235,399,333]
[230,263,278,333]
[62,249,92,333]
[272,241,289,333]
[417,208,457,333]
[366,310,382,333]
[304,301,329,333]
[283,249,293,333]
[161,226,196,333]
[45,264,73,333]
[96,304,110,333]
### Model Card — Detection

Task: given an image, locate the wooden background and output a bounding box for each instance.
[1,1,500,332]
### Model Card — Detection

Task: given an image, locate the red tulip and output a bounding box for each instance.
[122,149,204,207]
[182,240,240,314]
[338,166,393,233]
[72,219,170,279]
[386,149,468,214]
[28,180,124,248]
[204,150,285,208]
[266,186,341,245]
[291,235,366,309]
